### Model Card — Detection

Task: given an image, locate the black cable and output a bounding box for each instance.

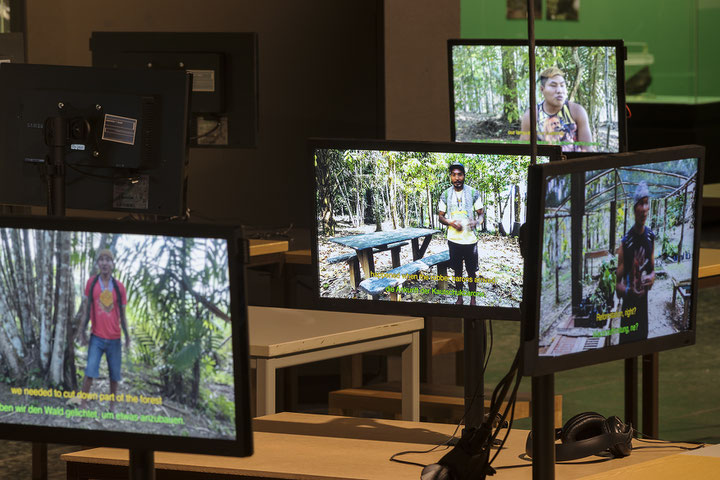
[190,117,223,141]
[65,163,141,183]
[389,319,496,467]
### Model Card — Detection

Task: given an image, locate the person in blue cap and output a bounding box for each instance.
[615,180,655,344]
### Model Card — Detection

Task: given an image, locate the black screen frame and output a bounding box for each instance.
[521,145,704,376]
[91,31,259,149]
[447,38,627,159]
[0,63,190,217]
[0,215,252,457]
[310,138,562,320]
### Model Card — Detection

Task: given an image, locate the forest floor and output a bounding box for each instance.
[538,222,695,351]
[455,112,619,152]
[455,112,519,143]
[318,218,523,307]
[0,355,236,440]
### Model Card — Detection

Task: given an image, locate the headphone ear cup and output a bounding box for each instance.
[605,416,633,458]
[560,412,606,444]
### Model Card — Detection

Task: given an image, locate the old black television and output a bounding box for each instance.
[448,39,626,157]
[311,139,561,319]
[521,145,703,375]
[91,32,258,148]
[0,215,252,472]
[0,63,190,216]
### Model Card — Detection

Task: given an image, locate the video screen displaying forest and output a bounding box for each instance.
[315,147,549,308]
[452,44,619,153]
[538,158,698,357]
[0,228,237,440]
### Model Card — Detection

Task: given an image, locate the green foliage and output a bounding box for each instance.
[662,235,679,259]
[118,236,232,407]
[316,148,533,233]
[597,259,616,310]
[452,44,617,129]
[667,194,687,228]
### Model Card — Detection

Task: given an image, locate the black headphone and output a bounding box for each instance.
[525,412,633,462]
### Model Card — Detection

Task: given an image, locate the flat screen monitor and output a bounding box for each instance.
[0,215,252,456]
[312,139,561,319]
[521,145,704,376]
[91,32,259,148]
[0,63,190,216]
[448,39,626,157]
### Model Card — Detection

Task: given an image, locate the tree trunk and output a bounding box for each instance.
[49,231,71,385]
[0,294,26,379]
[37,230,52,370]
[501,48,518,122]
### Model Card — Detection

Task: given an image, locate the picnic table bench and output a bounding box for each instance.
[328,227,440,287]
[358,250,451,300]
[328,241,409,289]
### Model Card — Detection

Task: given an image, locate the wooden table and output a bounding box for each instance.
[249,307,423,420]
[62,412,713,479]
[248,239,290,257]
[329,227,439,279]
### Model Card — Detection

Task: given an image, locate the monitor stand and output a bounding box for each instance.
[129,449,155,480]
[31,116,69,480]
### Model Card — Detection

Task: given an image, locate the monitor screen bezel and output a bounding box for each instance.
[447,38,627,158]
[0,215,252,457]
[310,138,562,320]
[521,145,704,376]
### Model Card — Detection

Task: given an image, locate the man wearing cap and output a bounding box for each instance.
[78,249,130,411]
[438,162,484,305]
[615,181,655,344]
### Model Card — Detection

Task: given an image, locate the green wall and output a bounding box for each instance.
[461,0,720,98]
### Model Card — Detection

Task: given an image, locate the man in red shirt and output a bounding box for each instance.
[79,249,130,411]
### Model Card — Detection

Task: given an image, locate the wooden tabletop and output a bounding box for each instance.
[61,412,708,480]
[699,248,720,278]
[248,306,423,358]
[329,227,439,250]
[702,183,720,207]
[248,239,289,257]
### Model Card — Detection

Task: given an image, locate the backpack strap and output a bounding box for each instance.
[88,274,100,319]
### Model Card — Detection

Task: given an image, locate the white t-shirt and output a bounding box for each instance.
[438,187,483,245]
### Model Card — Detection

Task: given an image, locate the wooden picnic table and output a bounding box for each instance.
[329,227,440,279]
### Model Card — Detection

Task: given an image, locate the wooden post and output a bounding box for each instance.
[678,186,687,263]
[571,172,585,313]
[555,216,560,304]
[609,200,617,255]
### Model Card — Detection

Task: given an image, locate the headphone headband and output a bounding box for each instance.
[525,413,633,462]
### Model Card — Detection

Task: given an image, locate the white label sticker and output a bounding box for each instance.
[187,69,216,92]
[102,114,137,145]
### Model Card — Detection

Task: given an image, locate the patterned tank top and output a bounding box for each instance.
[537,101,580,152]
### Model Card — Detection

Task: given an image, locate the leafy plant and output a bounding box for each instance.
[662,236,678,259]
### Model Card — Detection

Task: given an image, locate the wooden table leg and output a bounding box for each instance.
[256,358,276,416]
[401,331,420,421]
[357,249,375,280]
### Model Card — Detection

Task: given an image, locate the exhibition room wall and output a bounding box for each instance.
[23,0,459,228]
[461,0,720,99]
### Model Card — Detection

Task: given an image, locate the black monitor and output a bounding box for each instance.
[448,39,626,157]
[0,215,252,458]
[521,145,704,376]
[0,63,190,216]
[311,139,561,319]
[91,32,259,149]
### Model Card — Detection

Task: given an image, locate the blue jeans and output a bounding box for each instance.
[85,334,122,382]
